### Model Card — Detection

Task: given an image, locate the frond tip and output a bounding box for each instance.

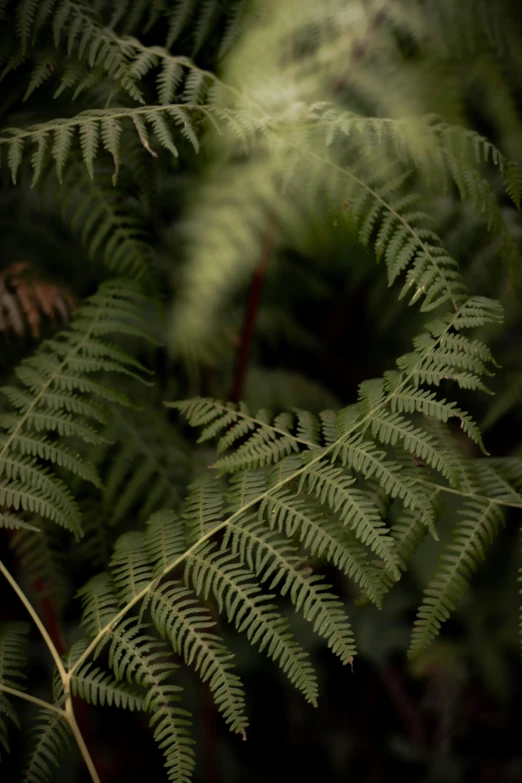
[409,499,505,658]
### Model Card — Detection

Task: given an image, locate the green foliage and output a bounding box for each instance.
[0,278,155,537]
[1,0,522,781]
[0,623,29,759]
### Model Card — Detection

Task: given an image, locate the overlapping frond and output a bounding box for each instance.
[0,278,155,536]
[12,0,141,101]
[100,411,188,527]
[172,293,503,663]
[46,161,155,279]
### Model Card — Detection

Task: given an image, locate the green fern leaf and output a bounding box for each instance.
[302,461,399,575]
[223,517,356,664]
[150,581,248,735]
[0,279,154,536]
[71,662,144,711]
[111,531,154,604]
[77,572,120,638]
[410,499,505,657]
[107,620,195,783]
[261,487,384,606]
[186,543,319,705]
[20,709,71,783]
[145,510,188,578]
[183,473,225,543]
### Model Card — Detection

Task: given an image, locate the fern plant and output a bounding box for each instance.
[1,0,522,781]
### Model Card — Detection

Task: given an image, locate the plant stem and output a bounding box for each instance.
[416,478,522,509]
[0,559,100,781]
[231,211,276,403]
[0,559,66,680]
[0,684,65,717]
[65,695,101,783]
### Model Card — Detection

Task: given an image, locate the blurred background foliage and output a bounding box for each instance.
[2,1,522,781]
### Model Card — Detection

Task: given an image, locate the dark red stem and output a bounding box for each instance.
[230,212,276,403]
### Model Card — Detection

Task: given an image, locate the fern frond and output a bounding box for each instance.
[334,435,429,516]
[111,531,154,604]
[107,619,195,783]
[0,622,29,758]
[386,383,484,446]
[261,487,384,606]
[76,572,120,639]
[223,516,356,664]
[20,708,71,783]
[0,692,20,759]
[365,488,442,604]
[302,460,400,575]
[0,622,29,692]
[15,0,142,101]
[186,543,319,705]
[165,0,243,55]
[107,0,160,34]
[0,104,210,184]
[183,473,225,543]
[145,510,187,578]
[0,512,40,532]
[169,398,315,471]
[410,499,505,657]
[48,161,155,279]
[101,410,187,527]
[71,661,144,710]
[0,279,154,535]
[150,581,248,735]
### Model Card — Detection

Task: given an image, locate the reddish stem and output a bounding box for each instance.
[230,213,277,403]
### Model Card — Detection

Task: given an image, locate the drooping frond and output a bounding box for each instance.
[223,516,356,664]
[186,542,319,705]
[0,104,211,185]
[150,581,248,736]
[0,278,155,536]
[260,485,384,606]
[409,499,505,657]
[303,460,399,574]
